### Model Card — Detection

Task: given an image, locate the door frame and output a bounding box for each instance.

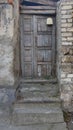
[20,6,56,79]
[20,5,56,15]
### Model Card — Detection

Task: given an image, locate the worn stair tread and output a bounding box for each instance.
[16,97,60,103]
[13,103,61,113]
[12,103,64,125]
[16,83,60,103]
[19,83,59,91]
[20,78,57,84]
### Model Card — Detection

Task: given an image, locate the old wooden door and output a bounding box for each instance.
[20,14,56,79]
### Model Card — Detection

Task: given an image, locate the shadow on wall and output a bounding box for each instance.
[20,0,60,6]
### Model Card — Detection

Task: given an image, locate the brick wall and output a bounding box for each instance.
[57,0,73,110]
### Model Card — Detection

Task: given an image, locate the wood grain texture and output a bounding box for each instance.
[20,14,56,78]
[20,10,56,14]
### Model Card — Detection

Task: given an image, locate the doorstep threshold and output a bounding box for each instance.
[20,78,58,84]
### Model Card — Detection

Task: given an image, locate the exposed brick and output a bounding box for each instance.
[67,37,73,41]
[61,73,67,78]
[62,55,73,63]
[61,5,72,10]
[67,74,73,78]
[61,46,73,55]
[61,78,71,83]
[61,15,72,19]
[61,11,67,15]
[62,33,72,37]
[70,49,73,55]
[61,63,72,73]
[57,0,73,110]
[67,19,72,23]
[61,28,66,32]
[61,19,67,23]
[61,23,72,27]
[62,38,67,41]
[61,2,73,5]
[67,28,73,32]
[61,46,70,54]
[62,42,72,45]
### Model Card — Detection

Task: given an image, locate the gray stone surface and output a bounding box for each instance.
[0,0,20,86]
[0,88,15,126]
[0,88,15,104]
[0,123,67,130]
[0,104,11,126]
[68,121,73,130]
[16,83,60,103]
[12,103,64,125]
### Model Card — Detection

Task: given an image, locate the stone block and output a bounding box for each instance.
[70,48,73,55]
[61,46,73,55]
[62,42,72,45]
[67,37,73,41]
[61,46,70,55]
[0,123,67,130]
[67,28,73,32]
[61,63,72,73]
[61,5,72,10]
[62,55,73,63]
[61,23,72,27]
[61,15,72,19]
[61,11,67,15]
[67,19,72,23]
[61,78,71,83]
[61,28,66,32]
[61,2,73,5]
[62,38,67,41]
[12,103,64,125]
[62,33,72,37]
[67,74,73,78]
[61,19,66,23]
[61,73,66,78]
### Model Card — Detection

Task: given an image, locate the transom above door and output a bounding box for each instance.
[20,13,56,79]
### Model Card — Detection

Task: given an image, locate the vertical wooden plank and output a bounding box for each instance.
[20,15,34,78]
[33,15,37,78]
[51,16,56,77]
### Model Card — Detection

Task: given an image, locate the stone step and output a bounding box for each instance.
[16,83,59,102]
[0,123,67,130]
[12,103,64,125]
[16,97,60,103]
[20,78,57,84]
[19,83,59,92]
[0,104,11,126]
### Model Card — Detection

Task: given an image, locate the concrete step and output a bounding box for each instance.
[16,83,60,103]
[0,123,67,130]
[12,103,64,125]
[20,78,58,84]
[0,104,11,126]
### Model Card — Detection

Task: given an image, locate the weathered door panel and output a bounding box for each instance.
[35,15,55,78]
[20,15,34,78]
[20,14,56,79]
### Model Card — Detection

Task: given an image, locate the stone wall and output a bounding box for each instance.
[57,0,73,110]
[0,0,20,86]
